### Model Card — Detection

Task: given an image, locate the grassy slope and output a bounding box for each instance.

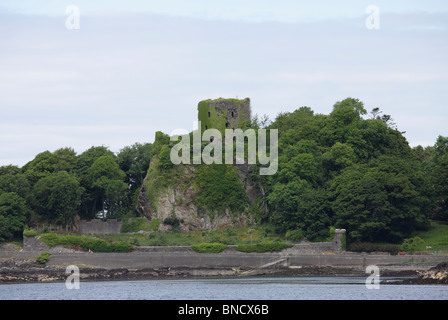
[416,220,448,252]
[15,220,448,252]
[99,226,281,247]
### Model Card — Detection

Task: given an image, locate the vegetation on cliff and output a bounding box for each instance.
[193,163,249,216]
[0,97,447,252]
[140,130,251,227]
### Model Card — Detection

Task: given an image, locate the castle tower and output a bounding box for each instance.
[197,98,251,137]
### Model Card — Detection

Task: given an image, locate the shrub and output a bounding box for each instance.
[285,229,304,242]
[121,217,149,233]
[107,241,134,252]
[36,251,51,264]
[23,228,39,237]
[401,236,425,253]
[158,145,174,170]
[191,242,228,253]
[163,217,180,228]
[38,233,133,252]
[348,242,400,254]
[39,233,59,247]
[226,227,237,237]
[149,218,160,231]
[193,163,249,214]
[235,242,293,253]
[131,237,140,246]
[148,232,169,246]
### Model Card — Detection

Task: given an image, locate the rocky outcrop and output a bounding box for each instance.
[0,256,420,284]
[0,258,133,283]
[135,97,268,231]
[391,262,448,284]
[234,162,268,209]
[413,262,448,284]
[135,161,266,231]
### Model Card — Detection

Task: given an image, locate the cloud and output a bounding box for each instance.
[0,9,447,166]
[0,123,159,167]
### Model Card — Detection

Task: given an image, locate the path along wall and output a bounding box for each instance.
[7,236,447,271]
[42,252,446,269]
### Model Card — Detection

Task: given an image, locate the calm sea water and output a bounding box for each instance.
[1,277,447,300]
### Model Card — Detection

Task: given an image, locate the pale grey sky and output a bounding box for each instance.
[0,1,447,166]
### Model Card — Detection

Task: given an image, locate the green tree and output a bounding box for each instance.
[0,192,29,241]
[331,156,430,243]
[33,171,83,229]
[330,97,367,126]
[434,135,448,162]
[88,155,127,219]
[433,157,448,220]
[117,142,152,217]
[53,147,77,172]
[431,135,448,220]
[323,142,357,176]
[320,98,367,147]
[330,165,391,242]
[117,143,152,189]
[269,181,332,240]
[0,172,32,204]
[278,152,319,185]
[75,146,115,218]
[265,97,432,244]
[22,151,58,184]
[0,165,21,176]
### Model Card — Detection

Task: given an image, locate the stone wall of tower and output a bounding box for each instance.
[197,98,251,136]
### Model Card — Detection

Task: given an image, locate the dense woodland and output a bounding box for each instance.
[0,98,447,247]
[258,98,448,244]
[0,143,152,239]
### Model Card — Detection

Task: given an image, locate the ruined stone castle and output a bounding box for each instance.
[197,97,251,137]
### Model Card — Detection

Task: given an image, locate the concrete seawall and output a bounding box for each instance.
[46,252,282,269]
[12,251,444,270]
[2,235,447,283]
[1,249,447,284]
[6,237,448,271]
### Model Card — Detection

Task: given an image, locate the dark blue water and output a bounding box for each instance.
[1,277,447,300]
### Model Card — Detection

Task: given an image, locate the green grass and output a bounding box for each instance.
[416,220,448,252]
[22,223,331,251]
[235,242,293,253]
[121,217,159,233]
[191,242,228,253]
[347,220,448,254]
[36,251,51,264]
[39,233,133,252]
[19,219,448,253]
[96,226,281,247]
